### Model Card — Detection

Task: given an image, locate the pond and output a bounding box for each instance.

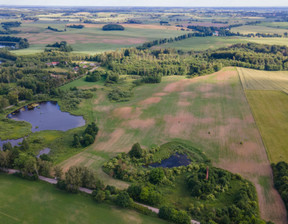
[149,153,191,168]
[0,138,23,150]
[37,148,51,158]
[7,101,85,132]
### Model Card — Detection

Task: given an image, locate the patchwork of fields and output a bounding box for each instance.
[11,23,185,55]
[59,67,287,224]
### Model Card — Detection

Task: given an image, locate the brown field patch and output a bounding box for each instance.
[138,97,162,105]
[113,107,142,119]
[153,92,168,96]
[94,105,112,112]
[126,118,155,129]
[178,100,190,106]
[83,23,181,30]
[15,32,147,45]
[164,112,215,137]
[197,83,213,92]
[95,128,126,151]
[215,70,237,81]
[163,79,190,92]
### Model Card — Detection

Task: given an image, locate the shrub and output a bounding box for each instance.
[149,168,165,184]
[102,24,124,31]
[115,191,133,208]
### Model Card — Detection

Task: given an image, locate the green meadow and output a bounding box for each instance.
[0,174,167,224]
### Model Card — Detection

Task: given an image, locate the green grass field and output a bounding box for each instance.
[153,36,247,51]
[246,90,288,163]
[152,36,288,51]
[259,22,288,29]
[231,25,288,35]
[0,174,167,224]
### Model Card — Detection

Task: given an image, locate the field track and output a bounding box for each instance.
[60,67,287,223]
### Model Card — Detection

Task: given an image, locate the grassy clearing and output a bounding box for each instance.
[0,174,167,224]
[246,90,288,163]
[59,68,286,223]
[59,76,105,91]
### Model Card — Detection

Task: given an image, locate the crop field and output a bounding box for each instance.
[10,22,185,55]
[238,67,288,93]
[59,67,286,223]
[246,90,288,164]
[238,67,288,164]
[0,174,167,224]
[231,25,288,35]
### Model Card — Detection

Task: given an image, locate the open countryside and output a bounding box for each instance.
[1,5,288,224]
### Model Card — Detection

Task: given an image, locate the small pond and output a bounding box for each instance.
[149,153,191,168]
[7,101,85,132]
[0,138,23,150]
[37,148,51,158]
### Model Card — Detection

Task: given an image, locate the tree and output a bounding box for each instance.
[54,166,63,180]
[7,91,18,105]
[72,134,81,147]
[20,138,29,151]
[94,190,106,202]
[149,168,164,184]
[65,166,82,192]
[3,142,12,151]
[37,159,52,177]
[128,143,143,158]
[0,96,9,111]
[0,150,11,168]
[115,191,132,208]
[14,153,37,175]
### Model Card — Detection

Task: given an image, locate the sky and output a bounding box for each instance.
[0,0,288,7]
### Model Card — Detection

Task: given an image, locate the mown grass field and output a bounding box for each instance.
[59,67,286,223]
[0,174,167,224]
[238,67,288,164]
[10,22,186,55]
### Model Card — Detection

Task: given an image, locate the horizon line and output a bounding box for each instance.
[1,5,288,8]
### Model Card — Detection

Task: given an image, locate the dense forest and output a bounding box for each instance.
[272,162,288,213]
[0,36,29,49]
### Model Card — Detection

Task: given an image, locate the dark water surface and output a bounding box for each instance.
[8,101,85,132]
[0,138,23,150]
[150,153,191,168]
[37,148,51,158]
